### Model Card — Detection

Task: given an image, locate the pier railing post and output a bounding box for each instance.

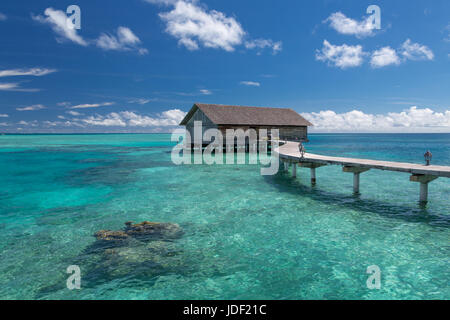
[410,174,438,203]
[343,166,370,194]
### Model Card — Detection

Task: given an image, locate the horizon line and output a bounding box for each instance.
[1,132,450,135]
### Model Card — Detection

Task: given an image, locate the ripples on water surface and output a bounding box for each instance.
[0,133,448,299]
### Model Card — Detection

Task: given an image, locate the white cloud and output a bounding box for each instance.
[96,34,121,50]
[0,68,54,92]
[34,8,147,55]
[18,120,38,127]
[370,47,401,68]
[96,27,148,54]
[240,81,260,87]
[117,26,141,45]
[154,0,280,54]
[43,121,58,126]
[0,83,19,91]
[316,40,366,69]
[159,1,245,52]
[245,39,282,55]
[70,102,115,109]
[444,24,450,42]
[0,13,7,21]
[33,8,88,46]
[173,89,214,96]
[57,102,71,107]
[400,39,434,61]
[199,89,212,95]
[129,98,152,105]
[0,82,40,92]
[325,12,377,38]
[16,107,449,132]
[15,110,185,130]
[318,40,434,69]
[81,109,186,127]
[83,113,127,127]
[16,104,46,111]
[161,109,186,122]
[124,109,186,126]
[302,107,450,132]
[0,114,8,118]
[0,68,57,77]
[144,0,178,5]
[0,123,8,127]
[66,110,82,116]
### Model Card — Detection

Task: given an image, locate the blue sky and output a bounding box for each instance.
[0,0,449,133]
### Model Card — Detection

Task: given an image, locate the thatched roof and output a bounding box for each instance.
[180,103,313,127]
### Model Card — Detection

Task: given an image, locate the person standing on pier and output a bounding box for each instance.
[299,142,306,159]
[424,150,432,166]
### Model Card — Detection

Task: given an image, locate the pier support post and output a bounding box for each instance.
[343,166,370,194]
[284,161,289,172]
[410,174,438,203]
[292,163,297,178]
[353,173,361,194]
[420,183,428,203]
[310,168,316,185]
[298,162,326,185]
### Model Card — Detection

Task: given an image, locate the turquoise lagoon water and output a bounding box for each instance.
[0,133,448,300]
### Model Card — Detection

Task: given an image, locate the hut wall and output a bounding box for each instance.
[279,126,308,141]
[185,111,308,145]
[218,126,308,142]
[185,109,217,144]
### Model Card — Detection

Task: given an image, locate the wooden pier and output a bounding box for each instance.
[275,141,450,203]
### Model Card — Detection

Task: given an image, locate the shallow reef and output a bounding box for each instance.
[37,220,188,297]
[86,221,186,279]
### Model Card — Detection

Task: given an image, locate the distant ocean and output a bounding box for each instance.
[0,133,448,299]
